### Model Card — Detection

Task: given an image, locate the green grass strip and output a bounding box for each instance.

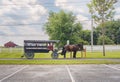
[0,59,120,65]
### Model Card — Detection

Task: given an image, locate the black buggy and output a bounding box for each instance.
[23,40,59,59]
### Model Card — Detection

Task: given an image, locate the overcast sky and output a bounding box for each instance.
[0,0,120,46]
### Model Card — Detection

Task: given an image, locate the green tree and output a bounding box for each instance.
[93,30,99,45]
[87,0,117,56]
[81,30,91,45]
[106,19,120,44]
[97,35,114,45]
[44,10,83,47]
[96,19,120,44]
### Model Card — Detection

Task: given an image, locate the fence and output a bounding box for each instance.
[0,45,120,53]
[0,47,23,53]
[84,45,120,52]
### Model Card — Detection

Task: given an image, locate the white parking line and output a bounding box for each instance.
[0,65,29,82]
[65,65,75,82]
[103,64,120,71]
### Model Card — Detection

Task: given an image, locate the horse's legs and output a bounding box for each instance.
[81,51,83,58]
[64,54,66,58]
[64,51,66,58]
[73,51,77,58]
[70,52,72,58]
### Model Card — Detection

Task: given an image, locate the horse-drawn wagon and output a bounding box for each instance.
[23,40,59,59]
[22,40,86,59]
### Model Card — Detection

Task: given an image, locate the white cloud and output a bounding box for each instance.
[0,26,15,34]
[76,15,89,21]
[0,0,49,46]
[115,7,120,14]
[0,34,49,46]
[0,0,48,22]
[55,0,91,30]
[76,15,91,30]
[114,15,120,19]
[55,0,87,14]
[112,4,120,20]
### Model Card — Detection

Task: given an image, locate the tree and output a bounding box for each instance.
[93,30,99,45]
[44,10,83,47]
[106,19,120,44]
[81,30,91,45]
[96,19,120,44]
[87,0,117,56]
[97,35,114,45]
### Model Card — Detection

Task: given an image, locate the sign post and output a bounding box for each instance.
[67,40,70,45]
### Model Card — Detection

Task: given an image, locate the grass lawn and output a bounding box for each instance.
[0,51,120,64]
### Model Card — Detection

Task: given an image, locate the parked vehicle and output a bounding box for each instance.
[23,40,59,59]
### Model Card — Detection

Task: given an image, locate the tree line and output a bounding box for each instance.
[80,19,120,45]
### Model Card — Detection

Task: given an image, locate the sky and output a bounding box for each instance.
[0,0,120,46]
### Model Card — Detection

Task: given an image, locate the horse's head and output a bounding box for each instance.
[77,42,83,51]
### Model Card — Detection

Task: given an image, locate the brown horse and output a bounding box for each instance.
[61,43,84,58]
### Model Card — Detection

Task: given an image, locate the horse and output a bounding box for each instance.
[61,43,84,58]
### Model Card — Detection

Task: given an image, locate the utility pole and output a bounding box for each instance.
[91,12,93,52]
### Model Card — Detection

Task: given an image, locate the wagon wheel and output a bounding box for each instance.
[51,50,58,59]
[24,52,34,59]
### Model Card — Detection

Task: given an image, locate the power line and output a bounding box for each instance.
[0,18,91,26]
[0,20,91,26]
[0,34,46,36]
[0,1,90,8]
[0,15,48,18]
[0,1,119,8]
[0,23,46,26]
[0,1,90,5]
[0,5,87,9]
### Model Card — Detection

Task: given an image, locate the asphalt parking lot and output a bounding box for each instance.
[0,64,120,82]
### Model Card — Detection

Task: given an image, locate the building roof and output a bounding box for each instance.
[4,41,18,47]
